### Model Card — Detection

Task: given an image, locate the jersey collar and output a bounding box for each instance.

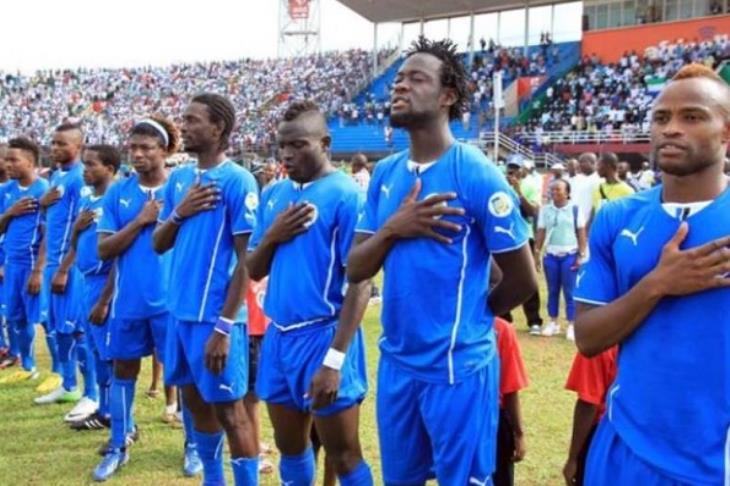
[406,160,437,175]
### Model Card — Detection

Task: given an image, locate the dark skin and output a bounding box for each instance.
[40,128,83,209]
[245,112,371,474]
[348,52,538,314]
[0,148,45,294]
[98,135,167,381]
[576,77,730,357]
[152,102,257,459]
[578,153,597,176]
[67,149,116,327]
[563,400,598,485]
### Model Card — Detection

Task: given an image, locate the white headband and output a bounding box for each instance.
[135,119,169,147]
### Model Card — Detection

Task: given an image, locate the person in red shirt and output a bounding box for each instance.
[494,317,529,486]
[563,346,618,485]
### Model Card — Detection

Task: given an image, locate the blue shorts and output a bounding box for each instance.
[377,355,499,486]
[0,265,5,319]
[586,419,696,486]
[165,319,248,403]
[80,273,112,362]
[255,321,367,417]
[108,312,168,362]
[4,261,46,325]
[44,265,83,335]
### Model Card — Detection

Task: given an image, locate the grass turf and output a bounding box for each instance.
[0,297,577,485]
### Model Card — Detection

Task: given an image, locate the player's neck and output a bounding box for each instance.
[605,174,619,184]
[138,166,167,188]
[60,159,78,171]
[196,149,226,170]
[662,165,728,203]
[94,180,111,196]
[407,123,455,163]
[18,173,35,187]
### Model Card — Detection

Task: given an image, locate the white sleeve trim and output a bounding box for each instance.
[574,297,608,306]
[232,230,254,235]
[96,229,116,235]
[354,229,376,235]
[491,241,529,254]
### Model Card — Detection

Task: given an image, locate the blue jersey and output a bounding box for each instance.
[98,174,170,320]
[356,143,528,384]
[160,160,257,324]
[574,185,730,484]
[46,162,85,267]
[249,171,362,329]
[75,194,112,276]
[0,181,11,266]
[2,178,49,267]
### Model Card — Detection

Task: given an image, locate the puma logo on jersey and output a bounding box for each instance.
[576,271,585,288]
[119,198,131,208]
[218,383,234,394]
[380,184,391,198]
[494,223,516,240]
[175,182,183,192]
[620,227,644,246]
[267,198,277,210]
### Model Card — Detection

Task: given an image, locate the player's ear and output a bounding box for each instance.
[440,87,457,112]
[320,135,331,152]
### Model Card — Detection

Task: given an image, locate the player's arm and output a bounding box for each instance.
[563,400,599,486]
[503,392,526,462]
[89,266,115,326]
[246,203,314,281]
[309,278,371,410]
[0,197,37,234]
[347,178,462,283]
[98,200,159,260]
[27,228,46,295]
[576,223,730,356]
[488,245,539,316]
[205,234,250,375]
[152,182,219,253]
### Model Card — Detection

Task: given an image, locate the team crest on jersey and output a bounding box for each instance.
[55,184,65,196]
[488,191,513,218]
[245,192,259,211]
[302,203,318,228]
[424,193,448,220]
[93,207,103,222]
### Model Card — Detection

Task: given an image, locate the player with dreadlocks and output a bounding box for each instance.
[347,36,538,485]
[154,93,260,485]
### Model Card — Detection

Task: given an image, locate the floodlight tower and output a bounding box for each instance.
[278,0,321,58]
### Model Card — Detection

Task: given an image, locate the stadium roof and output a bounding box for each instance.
[337,0,576,24]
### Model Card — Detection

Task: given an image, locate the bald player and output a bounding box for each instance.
[247,101,373,486]
[575,64,730,484]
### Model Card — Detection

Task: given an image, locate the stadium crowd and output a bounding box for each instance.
[522,34,730,136]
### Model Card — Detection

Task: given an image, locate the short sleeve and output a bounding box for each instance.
[573,206,619,306]
[463,158,529,254]
[355,166,380,235]
[336,189,363,266]
[247,186,270,251]
[97,183,120,234]
[228,170,258,236]
[495,319,529,395]
[159,172,175,223]
[564,349,617,406]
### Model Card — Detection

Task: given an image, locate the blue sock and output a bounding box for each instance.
[56,333,78,391]
[96,358,112,418]
[0,317,7,350]
[8,319,19,357]
[339,460,374,486]
[280,447,315,486]
[109,377,136,450]
[76,333,98,400]
[231,456,259,486]
[41,321,61,374]
[181,400,196,446]
[15,320,36,371]
[194,429,226,486]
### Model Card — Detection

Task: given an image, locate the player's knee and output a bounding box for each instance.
[113,359,140,379]
[214,402,252,431]
[324,447,363,474]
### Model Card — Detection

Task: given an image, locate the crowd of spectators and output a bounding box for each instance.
[520,34,730,137]
[0,49,377,156]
